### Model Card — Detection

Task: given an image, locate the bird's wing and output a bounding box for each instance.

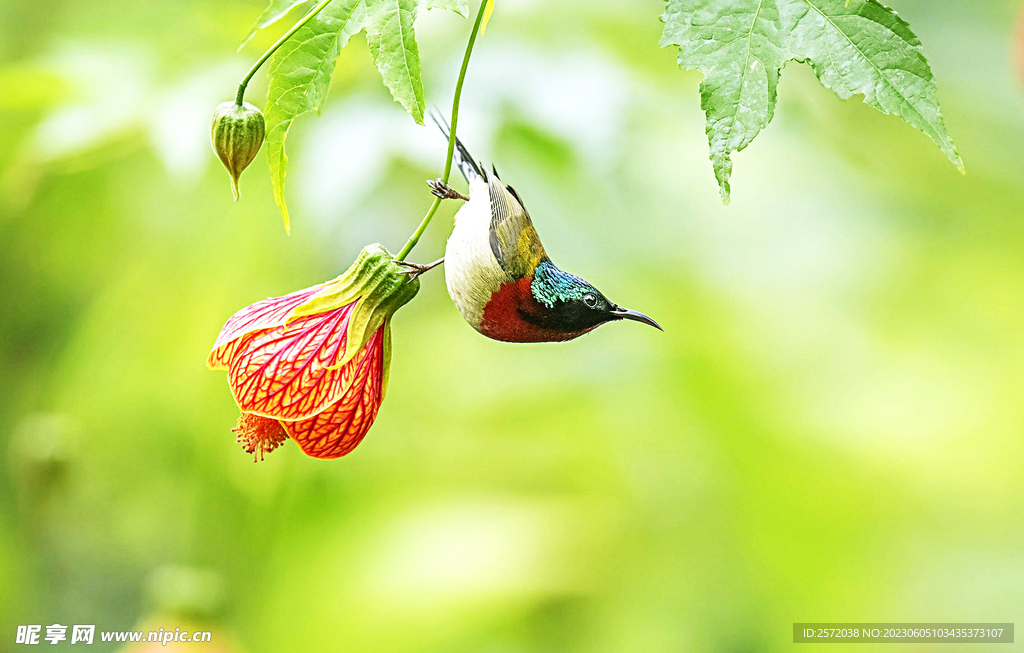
[487,176,547,277]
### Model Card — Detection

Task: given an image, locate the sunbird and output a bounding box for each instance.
[422,116,661,343]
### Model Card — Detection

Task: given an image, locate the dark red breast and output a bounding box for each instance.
[478,276,596,343]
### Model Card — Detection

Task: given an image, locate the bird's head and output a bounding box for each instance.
[529,261,661,337]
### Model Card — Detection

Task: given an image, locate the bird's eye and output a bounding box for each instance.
[583,293,598,308]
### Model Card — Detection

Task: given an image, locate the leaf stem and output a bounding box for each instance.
[235,0,335,106]
[396,0,487,261]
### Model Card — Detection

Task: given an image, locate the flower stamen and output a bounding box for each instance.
[232,413,289,462]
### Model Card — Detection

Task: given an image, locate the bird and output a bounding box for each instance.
[425,114,661,343]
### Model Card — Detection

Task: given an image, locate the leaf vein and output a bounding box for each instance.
[800,0,945,146]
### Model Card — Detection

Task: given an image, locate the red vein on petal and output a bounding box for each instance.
[284,327,385,459]
[208,283,324,369]
[227,304,358,420]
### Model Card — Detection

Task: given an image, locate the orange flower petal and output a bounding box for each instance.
[207,282,325,370]
[225,304,360,421]
[282,327,385,459]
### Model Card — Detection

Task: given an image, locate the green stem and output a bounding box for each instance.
[235,0,335,106]
[396,0,487,261]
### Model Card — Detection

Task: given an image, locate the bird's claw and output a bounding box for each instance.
[427,179,469,201]
[395,258,444,279]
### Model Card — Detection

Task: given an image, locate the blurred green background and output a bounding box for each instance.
[3,0,1024,651]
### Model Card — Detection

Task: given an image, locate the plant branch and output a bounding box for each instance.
[236,0,335,106]
[396,0,487,261]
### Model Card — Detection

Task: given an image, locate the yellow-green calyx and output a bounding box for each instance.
[288,244,420,374]
[211,101,265,201]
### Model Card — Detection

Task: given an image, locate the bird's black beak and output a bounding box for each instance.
[610,305,663,331]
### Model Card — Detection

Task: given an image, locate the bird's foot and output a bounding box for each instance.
[427,179,469,201]
[396,257,444,280]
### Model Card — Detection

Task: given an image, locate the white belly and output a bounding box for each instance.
[444,178,510,330]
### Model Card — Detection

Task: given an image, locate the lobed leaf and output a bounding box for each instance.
[661,0,789,203]
[423,0,469,18]
[264,0,367,230]
[661,0,962,203]
[365,0,426,124]
[788,1,963,172]
[259,0,466,229]
[240,0,311,50]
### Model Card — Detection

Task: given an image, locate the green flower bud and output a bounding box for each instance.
[211,101,265,201]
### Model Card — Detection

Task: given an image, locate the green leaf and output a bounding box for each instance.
[264,0,367,231]
[661,0,962,203]
[788,1,963,171]
[661,0,789,203]
[240,0,310,50]
[260,0,466,229]
[422,0,469,18]
[365,0,426,124]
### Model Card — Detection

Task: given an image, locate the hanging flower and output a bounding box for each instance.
[207,244,419,461]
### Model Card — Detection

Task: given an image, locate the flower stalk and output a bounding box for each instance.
[396,0,489,260]
[235,0,336,106]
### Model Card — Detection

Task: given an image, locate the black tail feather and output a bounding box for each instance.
[429,109,485,184]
